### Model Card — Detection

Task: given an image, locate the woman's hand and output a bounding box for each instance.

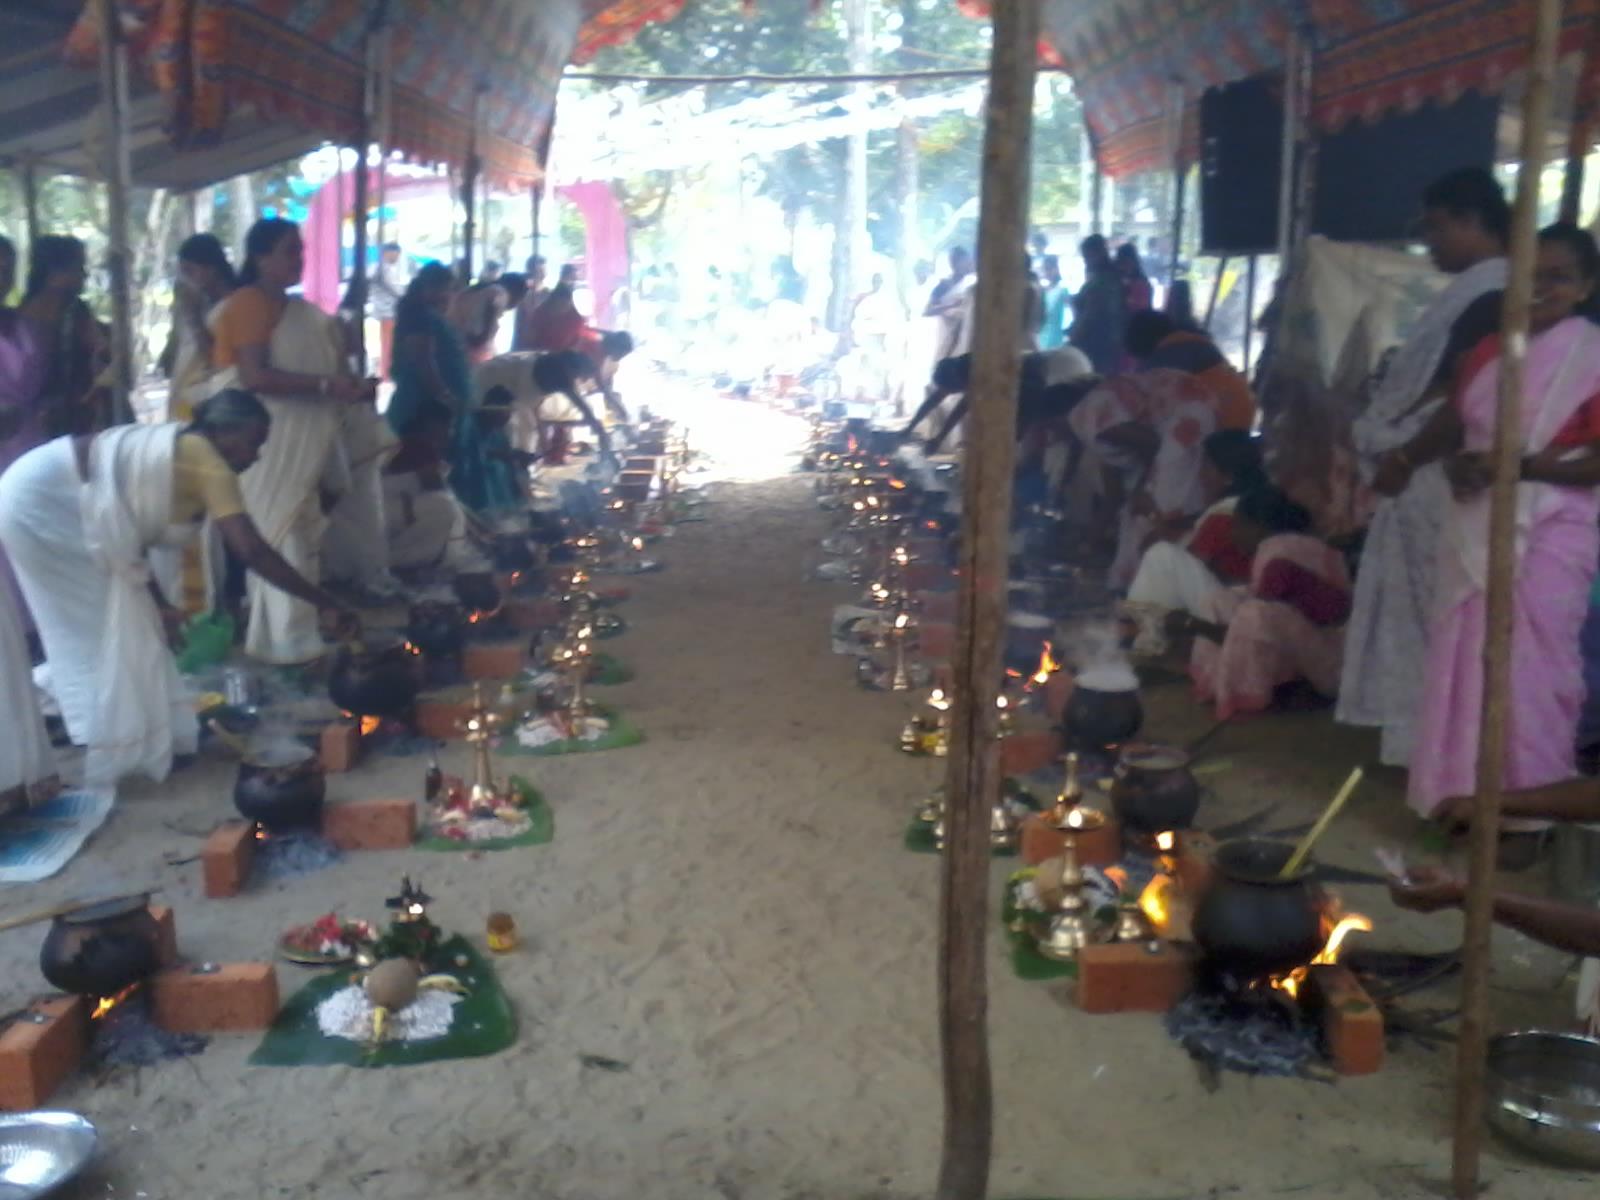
[1388,865,1465,914]
[1371,449,1414,498]
[1443,451,1493,498]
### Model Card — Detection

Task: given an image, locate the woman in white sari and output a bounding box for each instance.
[0,390,356,785]
[210,219,373,664]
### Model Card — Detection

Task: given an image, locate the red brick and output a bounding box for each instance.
[916,591,957,622]
[152,963,279,1033]
[149,904,179,966]
[1043,671,1074,723]
[916,621,954,661]
[1174,830,1218,897]
[0,996,87,1110]
[319,720,362,774]
[322,797,417,851]
[202,821,256,898]
[903,562,951,590]
[999,728,1062,776]
[1305,964,1385,1075]
[462,638,527,681]
[503,596,564,632]
[414,693,478,741]
[595,583,631,605]
[1075,941,1197,1014]
[1018,812,1123,868]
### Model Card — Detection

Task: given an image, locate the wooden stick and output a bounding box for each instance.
[935,3,1037,1198]
[563,65,1067,86]
[1279,767,1363,878]
[0,888,160,936]
[1453,3,1564,1195]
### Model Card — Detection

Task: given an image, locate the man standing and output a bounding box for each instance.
[1070,234,1125,375]
[1336,167,1509,767]
[1038,254,1069,350]
[369,242,407,380]
[924,246,974,364]
[512,255,548,352]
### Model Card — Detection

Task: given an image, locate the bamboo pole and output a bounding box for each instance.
[1452,3,1564,1196]
[97,0,134,424]
[1242,255,1258,372]
[20,158,39,248]
[1274,30,1302,266]
[935,2,1037,1198]
[1560,6,1600,223]
[462,89,483,281]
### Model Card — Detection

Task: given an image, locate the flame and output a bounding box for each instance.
[1270,913,1374,999]
[1104,866,1129,893]
[91,984,141,1020]
[1155,830,1176,852]
[995,695,1009,710]
[360,716,381,737]
[1139,873,1176,933]
[631,536,644,551]
[894,612,910,630]
[889,479,907,490]
[468,612,483,625]
[1029,641,1062,687]
[254,824,269,841]
[402,641,421,657]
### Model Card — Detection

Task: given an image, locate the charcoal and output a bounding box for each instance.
[251,830,342,882]
[1164,990,1319,1078]
[91,999,207,1068]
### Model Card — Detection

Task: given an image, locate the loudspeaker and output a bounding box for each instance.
[1309,95,1499,242]
[1200,75,1283,256]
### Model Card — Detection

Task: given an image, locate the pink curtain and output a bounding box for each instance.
[556,181,628,327]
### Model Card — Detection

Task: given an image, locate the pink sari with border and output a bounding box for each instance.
[1190,532,1351,719]
[1408,317,1600,818]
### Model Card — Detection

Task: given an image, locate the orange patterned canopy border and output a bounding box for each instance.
[572,0,688,65]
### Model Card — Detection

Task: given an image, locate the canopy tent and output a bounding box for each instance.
[1,0,586,192]
[1034,0,1600,178]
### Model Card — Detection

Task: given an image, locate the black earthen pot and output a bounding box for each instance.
[1110,743,1202,834]
[1192,838,1326,983]
[407,601,466,660]
[491,534,535,572]
[1062,683,1144,750]
[328,640,422,720]
[40,895,161,998]
[234,742,326,831]
[453,571,502,614]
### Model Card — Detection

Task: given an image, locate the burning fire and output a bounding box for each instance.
[1028,641,1062,688]
[1270,914,1374,999]
[1139,873,1176,932]
[1155,830,1176,853]
[92,983,140,1020]
[361,716,381,737]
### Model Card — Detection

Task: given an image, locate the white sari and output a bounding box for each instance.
[229,298,346,663]
[0,425,198,784]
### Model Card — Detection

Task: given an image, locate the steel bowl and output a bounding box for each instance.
[1486,1030,1600,1168]
[0,1111,98,1198]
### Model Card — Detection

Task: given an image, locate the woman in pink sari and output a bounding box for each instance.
[1181,486,1352,718]
[1405,225,1600,840]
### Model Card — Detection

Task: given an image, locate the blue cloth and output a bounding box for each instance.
[1581,584,1600,748]
[450,417,519,515]
[1039,285,1069,350]
[386,310,471,437]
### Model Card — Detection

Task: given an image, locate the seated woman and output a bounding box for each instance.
[0,390,355,784]
[1125,309,1256,431]
[1181,486,1352,719]
[382,403,487,574]
[1120,429,1266,655]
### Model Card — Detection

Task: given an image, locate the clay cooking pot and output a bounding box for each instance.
[406,601,466,660]
[1192,838,1326,983]
[234,740,326,831]
[40,895,161,998]
[1062,680,1144,750]
[453,571,502,614]
[1110,742,1202,833]
[328,639,422,720]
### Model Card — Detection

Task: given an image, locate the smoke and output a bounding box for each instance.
[1059,616,1138,692]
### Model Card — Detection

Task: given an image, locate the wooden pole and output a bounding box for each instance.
[1560,7,1600,223]
[96,0,134,425]
[1451,4,1563,1197]
[1168,163,1187,286]
[935,2,1037,1198]
[1274,30,1302,266]
[373,5,393,271]
[1242,254,1257,372]
[350,8,378,373]
[1203,255,1229,329]
[462,89,482,281]
[20,159,39,247]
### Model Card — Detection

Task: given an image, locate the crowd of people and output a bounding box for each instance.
[898,166,1600,983]
[0,218,631,801]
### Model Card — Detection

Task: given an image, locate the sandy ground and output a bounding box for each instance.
[4,387,1600,1200]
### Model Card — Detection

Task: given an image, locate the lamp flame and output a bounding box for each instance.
[1029,641,1062,687]
[1155,830,1176,852]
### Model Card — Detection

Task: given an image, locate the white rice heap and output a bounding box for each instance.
[516,714,609,748]
[315,985,463,1043]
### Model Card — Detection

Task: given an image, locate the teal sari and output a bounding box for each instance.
[387,310,471,436]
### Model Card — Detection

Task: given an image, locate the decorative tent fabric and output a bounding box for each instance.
[64,0,582,188]
[1033,0,1600,178]
[572,0,687,64]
